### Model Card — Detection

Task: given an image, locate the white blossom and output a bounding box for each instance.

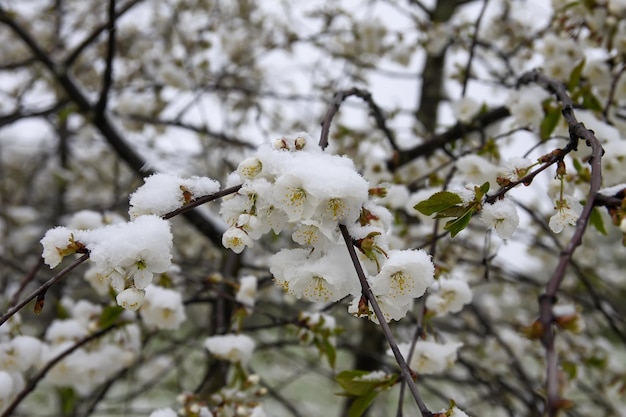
[394,340,463,374]
[222,227,253,253]
[369,249,434,303]
[549,194,583,233]
[40,227,75,268]
[129,173,219,219]
[426,279,473,315]
[480,199,520,239]
[140,286,186,330]
[236,275,258,309]
[204,334,255,364]
[116,287,145,311]
[149,408,178,417]
[452,96,481,123]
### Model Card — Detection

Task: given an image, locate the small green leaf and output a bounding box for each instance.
[336,370,380,396]
[322,338,336,368]
[589,207,607,235]
[568,58,585,91]
[414,191,463,216]
[57,387,77,416]
[540,106,561,140]
[98,305,125,328]
[435,206,467,219]
[444,209,474,237]
[478,181,490,197]
[348,391,379,417]
[581,90,603,113]
[562,361,578,379]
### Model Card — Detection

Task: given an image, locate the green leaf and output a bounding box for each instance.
[540,106,561,140]
[568,58,585,91]
[589,207,608,235]
[336,370,380,396]
[57,387,77,416]
[348,390,379,417]
[434,206,467,218]
[322,338,336,368]
[414,191,463,216]
[477,181,490,198]
[98,305,125,328]
[444,209,474,237]
[581,90,603,113]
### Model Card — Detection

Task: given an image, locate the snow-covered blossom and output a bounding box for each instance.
[394,340,463,374]
[149,408,178,417]
[441,406,471,417]
[426,279,473,315]
[40,226,77,268]
[553,304,586,333]
[480,198,520,239]
[140,285,186,330]
[236,275,258,309]
[237,157,263,179]
[42,216,174,306]
[116,288,145,312]
[204,334,255,364]
[129,173,220,219]
[549,194,583,233]
[269,247,360,302]
[369,249,434,303]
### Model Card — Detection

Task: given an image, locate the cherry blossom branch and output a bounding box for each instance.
[0,322,120,417]
[339,224,433,417]
[0,253,90,327]
[1,184,241,324]
[518,69,604,417]
[319,87,399,152]
[162,184,243,220]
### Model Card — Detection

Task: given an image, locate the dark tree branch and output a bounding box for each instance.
[518,69,604,417]
[63,0,143,67]
[0,101,69,128]
[388,106,511,171]
[95,0,116,115]
[319,87,399,152]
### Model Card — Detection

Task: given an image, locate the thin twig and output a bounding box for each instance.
[0,254,90,326]
[319,87,399,152]
[461,0,489,97]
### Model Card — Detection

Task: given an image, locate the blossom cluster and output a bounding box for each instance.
[220,133,436,323]
[41,214,174,312]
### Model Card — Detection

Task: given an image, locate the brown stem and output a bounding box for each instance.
[518,69,604,416]
[339,225,433,417]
